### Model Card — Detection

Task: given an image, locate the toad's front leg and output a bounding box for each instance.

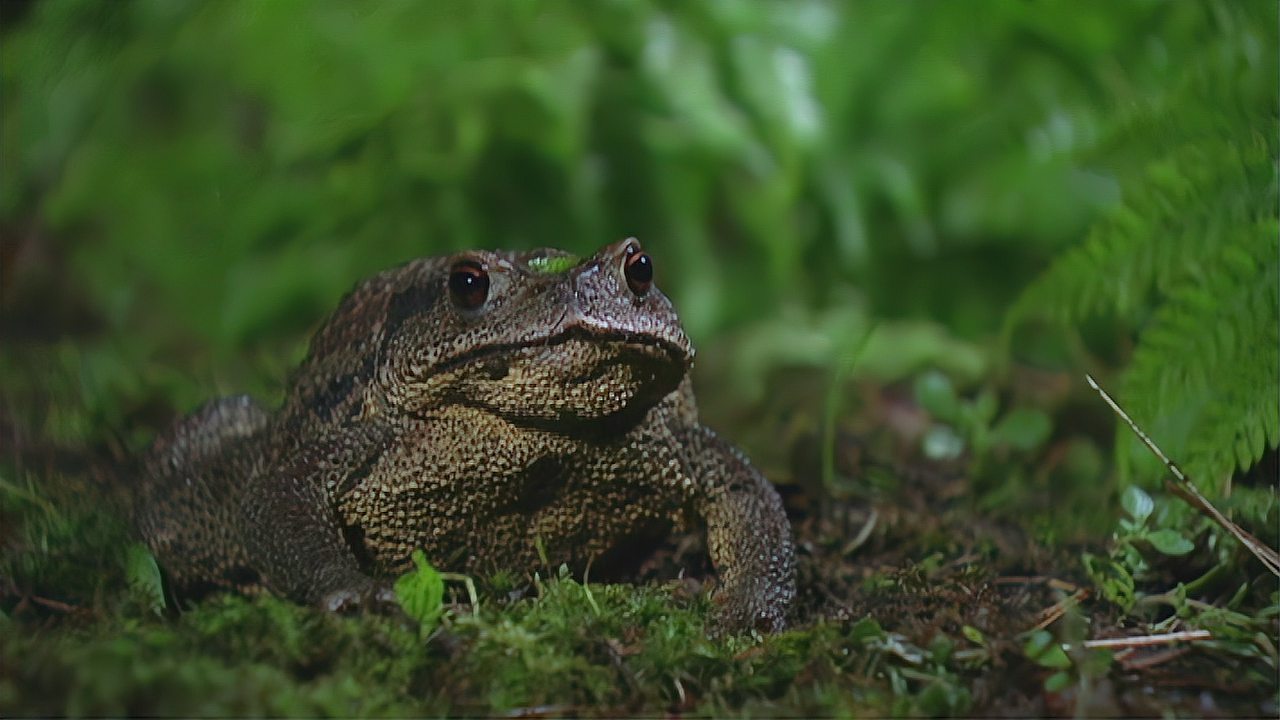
[680,425,796,633]
[239,425,397,613]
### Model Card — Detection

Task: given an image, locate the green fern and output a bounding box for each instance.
[1126,219,1279,486]
[1008,137,1272,326]
[1006,3,1279,490]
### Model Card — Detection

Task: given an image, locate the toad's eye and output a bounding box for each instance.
[448,261,490,310]
[623,241,653,296]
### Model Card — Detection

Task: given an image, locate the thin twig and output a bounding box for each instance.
[841,507,879,556]
[1117,645,1192,670]
[1079,628,1211,650]
[504,705,571,719]
[1029,588,1089,632]
[1085,374,1280,577]
[994,575,1047,585]
[29,595,80,613]
[994,576,1080,593]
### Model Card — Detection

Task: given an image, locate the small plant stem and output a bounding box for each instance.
[822,323,878,490]
[440,572,479,611]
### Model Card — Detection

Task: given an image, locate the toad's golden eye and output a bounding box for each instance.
[623,241,653,296]
[448,261,490,310]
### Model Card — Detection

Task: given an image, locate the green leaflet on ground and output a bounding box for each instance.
[394,549,445,634]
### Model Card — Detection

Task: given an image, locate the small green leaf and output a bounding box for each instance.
[930,634,954,664]
[1044,670,1072,692]
[1039,646,1072,669]
[849,616,885,644]
[394,549,445,633]
[989,408,1053,452]
[1147,528,1195,556]
[124,543,166,615]
[1120,485,1154,523]
[1023,630,1071,669]
[1023,629,1051,656]
[1082,552,1136,612]
[915,677,971,717]
[914,370,959,421]
[970,389,999,426]
[962,625,986,645]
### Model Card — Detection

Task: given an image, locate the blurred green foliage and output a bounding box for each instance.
[5,0,1274,488]
[0,0,1229,343]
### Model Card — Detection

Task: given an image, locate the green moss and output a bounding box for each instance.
[527,255,583,275]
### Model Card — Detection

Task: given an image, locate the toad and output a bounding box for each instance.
[137,239,795,631]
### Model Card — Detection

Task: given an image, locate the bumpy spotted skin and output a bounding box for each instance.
[136,395,268,595]
[138,239,796,631]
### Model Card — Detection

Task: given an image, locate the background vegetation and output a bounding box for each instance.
[2,0,1276,716]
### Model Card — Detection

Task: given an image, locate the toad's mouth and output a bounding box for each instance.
[423,326,690,428]
[433,325,691,377]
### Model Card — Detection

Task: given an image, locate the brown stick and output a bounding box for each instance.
[1081,629,1211,649]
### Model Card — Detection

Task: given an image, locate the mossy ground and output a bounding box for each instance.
[2,351,1275,717]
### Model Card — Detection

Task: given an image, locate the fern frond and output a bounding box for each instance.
[1120,220,1280,489]
[1006,1,1276,332]
[1007,136,1273,328]
[1006,3,1279,489]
